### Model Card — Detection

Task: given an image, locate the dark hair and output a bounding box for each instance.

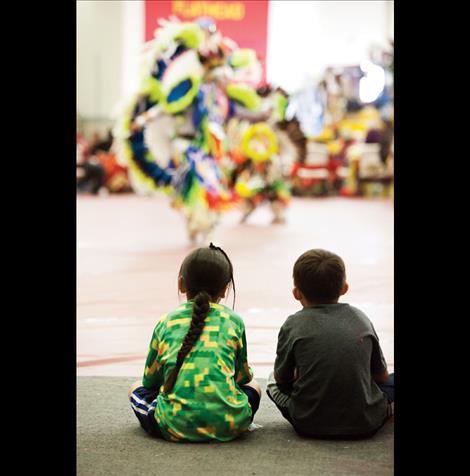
[293,249,346,304]
[163,243,235,393]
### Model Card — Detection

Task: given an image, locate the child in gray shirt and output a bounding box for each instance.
[267,249,394,438]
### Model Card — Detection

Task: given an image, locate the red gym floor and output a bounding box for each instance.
[77,194,393,378]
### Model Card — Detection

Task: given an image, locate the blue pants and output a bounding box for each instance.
[378,373,394,403]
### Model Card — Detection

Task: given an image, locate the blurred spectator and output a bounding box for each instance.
[77,131,106,195]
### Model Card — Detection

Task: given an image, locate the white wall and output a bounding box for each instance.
[76,1,123,120]
[266,1,394,92]
[120,1,145,106]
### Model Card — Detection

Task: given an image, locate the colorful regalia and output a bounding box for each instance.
[114,17,305,241]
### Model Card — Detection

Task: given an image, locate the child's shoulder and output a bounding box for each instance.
[345,304,372,321]
[341,304,377,333]
[157,302,193,326]
[283,304,369,325]
[281,309,306,329]
[209,302,245,325]
[158,301,245,328]
[169,301,193,317]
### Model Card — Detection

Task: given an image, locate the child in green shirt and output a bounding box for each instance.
[129,243,262,442]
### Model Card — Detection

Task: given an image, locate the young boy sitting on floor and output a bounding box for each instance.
[267,249,394,439]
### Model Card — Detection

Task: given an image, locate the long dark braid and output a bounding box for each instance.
[163,291,210,393]
[163,244,235,394]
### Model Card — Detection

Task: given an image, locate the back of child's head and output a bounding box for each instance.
[164,243,235,393]
[179,245,234,301]
[293,249,346,304]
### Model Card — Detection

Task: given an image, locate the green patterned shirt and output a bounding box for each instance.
[142,301,254,442]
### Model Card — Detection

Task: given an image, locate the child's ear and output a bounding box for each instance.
[178,275,187,294]
[292,287,302,301]
[340,282,349,296]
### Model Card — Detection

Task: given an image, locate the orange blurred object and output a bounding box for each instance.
[96,152,130,192]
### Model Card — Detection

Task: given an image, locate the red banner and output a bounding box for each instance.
[144,0,269,81]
